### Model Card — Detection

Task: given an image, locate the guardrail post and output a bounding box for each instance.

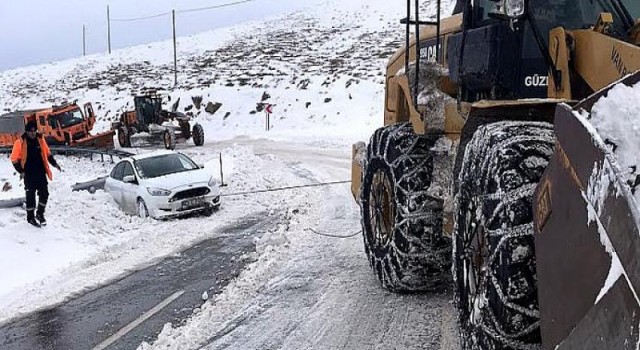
[219,153,227,187]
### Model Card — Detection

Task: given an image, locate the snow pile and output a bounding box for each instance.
[0,158,22,201]
[584,161,615,222]
[0,156,115,299]
[584,164,624,304]
[588,81,640,204]
[582,81,640,305]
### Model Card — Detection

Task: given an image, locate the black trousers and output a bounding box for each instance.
[25,183,49,217]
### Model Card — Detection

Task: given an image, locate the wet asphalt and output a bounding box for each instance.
[0,212,276,350]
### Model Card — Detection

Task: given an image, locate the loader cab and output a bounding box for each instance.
[134,96,162,126]
[447,0,550,101]
[448,0,640,102]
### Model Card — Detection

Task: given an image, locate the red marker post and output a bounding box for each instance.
[265,104,273,131]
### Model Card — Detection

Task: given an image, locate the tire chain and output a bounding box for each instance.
[454,121,554,350]
[361,122,451,292]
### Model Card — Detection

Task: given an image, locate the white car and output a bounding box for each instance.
[104,150,221,219]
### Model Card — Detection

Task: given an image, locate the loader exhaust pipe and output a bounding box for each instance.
[405,0,410,79]
[401,0,442,107]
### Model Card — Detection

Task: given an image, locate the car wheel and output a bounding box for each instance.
[137,198,149,219]
[202,203,219,217]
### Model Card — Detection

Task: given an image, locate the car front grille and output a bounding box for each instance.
[171,187,210,201]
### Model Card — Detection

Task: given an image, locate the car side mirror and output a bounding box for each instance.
[198,163,205,169]
[123,175,137,184]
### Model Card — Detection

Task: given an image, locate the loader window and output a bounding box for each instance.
[618,0,640,22]
[473,0,501,27]
[135,97,162,125]
[530,0,640,41]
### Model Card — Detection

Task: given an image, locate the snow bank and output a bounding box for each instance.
[0,159,22,202]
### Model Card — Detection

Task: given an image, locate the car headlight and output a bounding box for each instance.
[208,175,217,187]
[147,187,171,196]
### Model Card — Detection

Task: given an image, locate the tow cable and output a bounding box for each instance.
[305,228,361,239]
[220,180,362,239]
[218,180,351,197]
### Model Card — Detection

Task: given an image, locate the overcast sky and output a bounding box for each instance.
[0,0,315,72]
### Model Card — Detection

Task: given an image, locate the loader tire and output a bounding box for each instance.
[180,120,192,140]
[192,123,204,146]
[163,129,176,150]
[454,121,554,350]
[117,126,131,148]
[360,122,451,292]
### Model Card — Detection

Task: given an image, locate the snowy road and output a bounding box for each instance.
[1,138,460,350]
[0,214,267,350]
[142,139,461,350]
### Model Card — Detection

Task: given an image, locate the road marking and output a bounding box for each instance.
[92,290,185,350]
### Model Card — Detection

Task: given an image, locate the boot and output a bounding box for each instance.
[36,207,46,226]
[27,210,40,228]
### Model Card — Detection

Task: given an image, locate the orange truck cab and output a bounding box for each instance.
[0,101,114,149]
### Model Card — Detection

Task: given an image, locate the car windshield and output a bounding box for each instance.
[134,153,199,179]
[50,109,84,128]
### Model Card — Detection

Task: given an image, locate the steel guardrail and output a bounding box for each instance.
[0,146,134,162]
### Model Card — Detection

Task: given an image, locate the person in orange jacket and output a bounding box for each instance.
[10,120,61,227]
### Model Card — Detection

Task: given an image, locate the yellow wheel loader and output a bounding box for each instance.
[351,0,640,349]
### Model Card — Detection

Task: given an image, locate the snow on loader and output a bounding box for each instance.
[113,91,204,150]
[350,0,640,349]
[0,101,114,149]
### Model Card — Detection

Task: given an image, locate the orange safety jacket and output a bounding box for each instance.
[10,134,54,180]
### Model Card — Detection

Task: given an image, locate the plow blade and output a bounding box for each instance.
[534,73,640,349]
[73,130,115,148]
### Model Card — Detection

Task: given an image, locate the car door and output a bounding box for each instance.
[105,162,125,207]
[104,162,124,205]
[120,162,139,214]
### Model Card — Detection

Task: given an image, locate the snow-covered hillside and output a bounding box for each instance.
[0,0,459,348]
[1,1,432,143]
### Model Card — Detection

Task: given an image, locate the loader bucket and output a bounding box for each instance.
[74,130,116,149]
[534,73,640,349]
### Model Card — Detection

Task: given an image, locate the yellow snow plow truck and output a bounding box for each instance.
[351,0,640,349]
